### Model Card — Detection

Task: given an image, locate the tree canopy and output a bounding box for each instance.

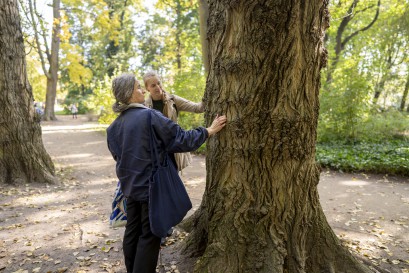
[20,1,408,139]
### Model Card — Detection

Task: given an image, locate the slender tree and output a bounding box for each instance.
[183,1,372,272]
[22,0,61,121]
[369,0,408,105]
[401,72,409,111]
[198,0,209,74]
[326,0,381,85]
[136,0,206,111]
[0,0,55,184]
[105,0,133,76]
[372,42,401,104]
[62,0,137,84]
[139,0,202,74]
[397,5,409,111]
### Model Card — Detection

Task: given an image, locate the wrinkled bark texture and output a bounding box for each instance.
[183,1,371,273]
[0,0,55,184]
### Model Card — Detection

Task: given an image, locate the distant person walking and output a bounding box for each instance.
[33,102,43,123]
[70,104,78,119]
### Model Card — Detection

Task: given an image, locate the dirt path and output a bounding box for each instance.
[0,115,408,273]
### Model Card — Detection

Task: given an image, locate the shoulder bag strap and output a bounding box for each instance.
[148,111,162,171]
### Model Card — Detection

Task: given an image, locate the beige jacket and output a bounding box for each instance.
[145,91,204,171]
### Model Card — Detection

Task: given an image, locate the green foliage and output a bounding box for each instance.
[356,110,409,141]
[82,72,121,124]
[135,0,206,130]
[320,93,408,142]
[178,111,205,131]
[194,142,206,155]
[316,140,409,176]
[60,43,93,87]
[59,0,140,99]
[319,59,373,142]
[171,70,205,130]
[136,1,203,75]
[319,0,409,145]
[25,48,46,102]
[21,0,409,177]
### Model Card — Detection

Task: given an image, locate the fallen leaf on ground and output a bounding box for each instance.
[101,246,112,253]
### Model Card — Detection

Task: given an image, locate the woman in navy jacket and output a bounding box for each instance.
[107,73,226,273]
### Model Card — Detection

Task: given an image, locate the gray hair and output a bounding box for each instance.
[142,70,160,88]
[112,73,136,113]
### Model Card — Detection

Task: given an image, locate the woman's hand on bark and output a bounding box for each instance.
[207,115,227,136]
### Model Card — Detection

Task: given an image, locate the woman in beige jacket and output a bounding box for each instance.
[143,71,204,171]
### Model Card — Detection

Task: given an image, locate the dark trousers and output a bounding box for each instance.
[123,198,161,273]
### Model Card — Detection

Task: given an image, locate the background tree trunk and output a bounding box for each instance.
[175,0,182,72]
[26,0,60,121]
[198,0,209,74]
[373,49,394,105]
[183,1,371,272]
[400,72,409,111]
[43,0,60,121]
[106,0,128,77]
[326,0,380,85]
[0,0,55,184]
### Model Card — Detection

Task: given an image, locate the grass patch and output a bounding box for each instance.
[194,141,409,176]
[316,140,409,176]
[54,110,67,115]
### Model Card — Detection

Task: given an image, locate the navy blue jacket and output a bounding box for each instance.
[107,107,208,201]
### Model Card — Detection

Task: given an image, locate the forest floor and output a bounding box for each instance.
[0,115,408,273]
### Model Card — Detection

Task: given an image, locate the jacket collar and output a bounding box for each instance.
[121,103,147,112]
[145,91,171,108]
[128,103,147,109]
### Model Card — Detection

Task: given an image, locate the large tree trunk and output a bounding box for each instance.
[183,1,371,272]
[0,0,55,184]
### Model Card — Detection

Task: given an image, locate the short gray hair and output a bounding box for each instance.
[112,73,136,113]
[142,70,160,88]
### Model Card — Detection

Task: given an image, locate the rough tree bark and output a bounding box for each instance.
[183,1,371,272]
[0,0,55,184]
